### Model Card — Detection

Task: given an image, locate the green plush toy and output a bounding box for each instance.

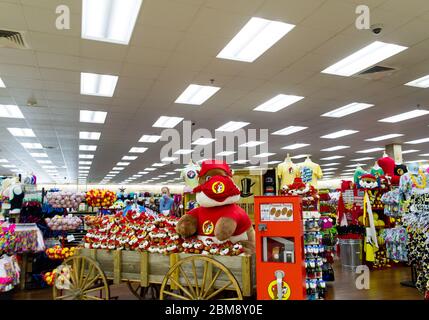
[354,167,368,185]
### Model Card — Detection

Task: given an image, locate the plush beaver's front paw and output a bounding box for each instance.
[176,215,198,238]
[214,217,237,241]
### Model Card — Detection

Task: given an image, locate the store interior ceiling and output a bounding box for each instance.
[1,0,429,185]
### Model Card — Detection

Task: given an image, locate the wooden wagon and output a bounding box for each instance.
[53,248,255,300]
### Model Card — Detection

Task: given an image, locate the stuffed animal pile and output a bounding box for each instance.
[86,189,117,207]
[45,246,76,260]
[46,191,86,209]
[45,215,82,230]
[82,211,244,256]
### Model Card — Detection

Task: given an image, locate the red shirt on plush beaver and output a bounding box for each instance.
[176,160,255,252]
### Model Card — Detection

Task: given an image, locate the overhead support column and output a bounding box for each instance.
[385,144,403,163]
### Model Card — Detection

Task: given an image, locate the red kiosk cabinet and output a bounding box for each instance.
[254,196,306,300]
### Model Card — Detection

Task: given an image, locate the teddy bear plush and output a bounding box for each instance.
[176,160,255,253]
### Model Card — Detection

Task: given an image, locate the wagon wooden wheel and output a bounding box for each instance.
[160,255,243,300]
[126,282,159,300]
[53,255,110,300]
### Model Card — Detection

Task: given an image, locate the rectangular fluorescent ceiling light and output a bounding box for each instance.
[166,172,176,175]
[112,167,124,171]
[356,147,385,153]
[80,72,118,97]
[0,105,24,118]
[7,128,35,137]
[116,162,130,166]
[232,159,250,164]
[42,165,57,169]
[282,143,310,150]
[291,154,311,159]
[365,133,404,141]
[79,145,97,151]
[37,160,52,164]
[320,156,345,160]
[2,164,16,168]
[175,84,220,105]
[138,171,149,174]
[192,138,216,145]
[351,157,374,161]
[321,130,358,139]
[152,163,166,167]
[323,168,338,171]
[162,157,178,162]
[106,174,116,177]
[321,146,350,152]
[253,94,304,112]
[133,175,142,178]
[158,175,167,178]
[152,178,161,180]
[217,17,295,62]
[346,163,366,168]
[110,171,120,174]
[79,166,91,170]
[80,110,107,124]
[0,77,5,88]
[419,153,429,157]
[272,126,307,136]
[405,74,429,88]
[79,154,94,159]
[253,152,276,158]
[30,153,48,158]
[321,163,340,167]
[322,102,374,118]
[321,41,408,76]
[406,160,427,163]
[216,151,236,156]
[239,141,265,147]
[145,168,156,171]
[139,135,162,143]
[129,147,148,153]
[174,149,194,155]
[79,131,101,140]
[265,161,282,165]
[405,137,429,144]
[122,156,138,160]
[378,109,429,123]
[401,149,419,154]
[21,142,43,149]
[0,159,8,163]
[216,121,250,132]
[153,116,184,128]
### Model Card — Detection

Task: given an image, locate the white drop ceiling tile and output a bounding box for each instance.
[377,0,429,16]
[22,6,80,37]
[187,7,251,38]
[80,58,123,75]
[0,49,37,66]
[115,77,155,91]
[79,40,129,61]
[43,80,80,93]
[126,46,172,67]
[35,52,80,70]
[270,68,316,87]
[0,2,28,30]
[29,32,80,55]
[120,63,164,80]
[236,63,283,80]
[20,0,82,13]
[299,0,356,32]
[131,24,185,50]
[205,0,264,15]
[255,0,326,24]
[200,59,247,77]
[114,87,150,100]
[139,0,200,31]
[383,18,429,48]
[44,91,81,102]
[0,64,40,79]
[38,68,80,83]
[1,78,45,90]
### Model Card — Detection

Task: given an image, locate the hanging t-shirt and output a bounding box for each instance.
[180,163,200,189]
[277,162,300,188]
[399,171,429,200]
[299,161,323,187]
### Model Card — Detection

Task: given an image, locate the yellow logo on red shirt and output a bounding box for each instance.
[202,220,214,235]
[212,181,225,194]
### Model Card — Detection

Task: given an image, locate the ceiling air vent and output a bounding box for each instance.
[354,65,397,80]
[0,30,30,49]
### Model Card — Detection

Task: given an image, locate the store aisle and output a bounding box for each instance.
[328,261,422,300]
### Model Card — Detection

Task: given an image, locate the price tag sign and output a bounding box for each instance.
[66,234,75,242]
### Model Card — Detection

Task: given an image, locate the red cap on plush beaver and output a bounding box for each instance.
[193,175,240,202]
[198,160,233,177]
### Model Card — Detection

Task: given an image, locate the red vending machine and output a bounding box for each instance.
[254,196,306,300]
